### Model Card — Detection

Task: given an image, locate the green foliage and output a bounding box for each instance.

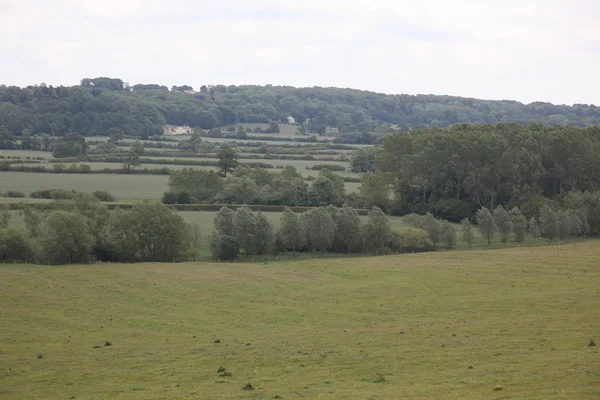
[334,204,362,253]
[0,228,31,262]
[268,121,280,133]
[92,190,116,202]
[1,190,26,198]
[402,213,443,247]
[460,218,475,247]
[528,217,541,239]
[40,211,94,264]
[217,147,238,176]
[2,83,600,142]
[102,202,189,262]
[0,205,9,229]
[279,207,304,254]
[364,206,391,251]
[310,164,345,171]
[254,212,273,255]
[350,148,375,173]
[509,207,528,243]
[476,207,496,246]
[493,205,513,244]
[209,234,240,260]
[441,221,457,249]
[378,124,600,221]
[303,207,335,252]
[168,168,224,202]
[390,226,433,253]
[52,132,87,158]
[308,176,338,207]
[539,205,558,241]
[30,189,78,200]
[213,206,236,236]
[359,172,390,212]
[563,191,600,236]
[234,205,257,256]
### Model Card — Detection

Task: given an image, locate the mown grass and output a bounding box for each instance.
[0,172,169,201]
[1,242,599,399]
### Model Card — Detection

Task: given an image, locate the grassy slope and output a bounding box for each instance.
[1,242,598,399]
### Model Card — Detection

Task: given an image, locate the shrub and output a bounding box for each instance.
[92,190,116,202]
[389,226,434,253]
[30,189,78,200]
[310,164,346,171]
[161,190,193,205]
[209,234,240,260]
[0,228,32,262]
[2,190,26,198]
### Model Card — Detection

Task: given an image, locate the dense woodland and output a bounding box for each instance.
[375,123,600,220]
[1,77,600,143]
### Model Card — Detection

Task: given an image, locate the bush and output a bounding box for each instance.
[389,227,434,253]
[0,228,32,262]
[209,234,240,260]
[161,190,193,205]
[92,190,116,202]
[2,190,26,198]
[310,164,346,171]
[30,189,78,200]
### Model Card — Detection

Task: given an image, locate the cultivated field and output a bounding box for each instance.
[1,242,598,399]
[0,172,169,201]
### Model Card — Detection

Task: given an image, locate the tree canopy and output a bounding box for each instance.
[2,80,599,140]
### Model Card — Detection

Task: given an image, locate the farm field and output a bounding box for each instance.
[0,167,361,199]
[1,242,598,399]
[0,172,169,201]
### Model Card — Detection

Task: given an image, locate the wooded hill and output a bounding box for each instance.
[1,77,599,142]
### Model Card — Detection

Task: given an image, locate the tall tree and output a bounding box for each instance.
[234,205,256,256]
[279,207,304,255]
[364,206,391,251]
[217,147,238,176]
[460,218,474,247]
[528,216,541,239]
[40,211,94,264]
[539,205,558,241]
[509,207,527,244]
[335,204,362,253]
[307,176,338,207]
[167,168,223,202]
[254,212,273,255]
[214,206,236,236]
[493,205,513,244]
[303,207,335,253]
[0,205,10,229]
[441,221,457,249]
[476,207,496,246]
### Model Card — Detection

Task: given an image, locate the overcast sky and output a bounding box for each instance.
[1,0,598,105]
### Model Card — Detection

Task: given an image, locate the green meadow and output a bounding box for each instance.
[1,242,598,399]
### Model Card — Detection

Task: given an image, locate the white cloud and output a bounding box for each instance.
[0,0,598,105]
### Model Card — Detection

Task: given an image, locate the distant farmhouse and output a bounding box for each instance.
[163,125,192,135]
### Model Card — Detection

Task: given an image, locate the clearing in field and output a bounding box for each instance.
[1,242,598,399]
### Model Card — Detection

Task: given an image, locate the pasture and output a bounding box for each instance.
[1,242,598,399]
[0,172,169,201]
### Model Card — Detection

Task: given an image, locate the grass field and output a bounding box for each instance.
[1,242,598,399]
[0,172,169,201]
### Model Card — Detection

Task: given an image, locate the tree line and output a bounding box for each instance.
[375,123,600,221]
[163,166,352,207]
[2,78,599,141]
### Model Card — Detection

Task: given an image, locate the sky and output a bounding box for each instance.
[0,0,599,105]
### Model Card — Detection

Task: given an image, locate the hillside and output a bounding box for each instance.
[1,77,599,143]
[1,242,599,399]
